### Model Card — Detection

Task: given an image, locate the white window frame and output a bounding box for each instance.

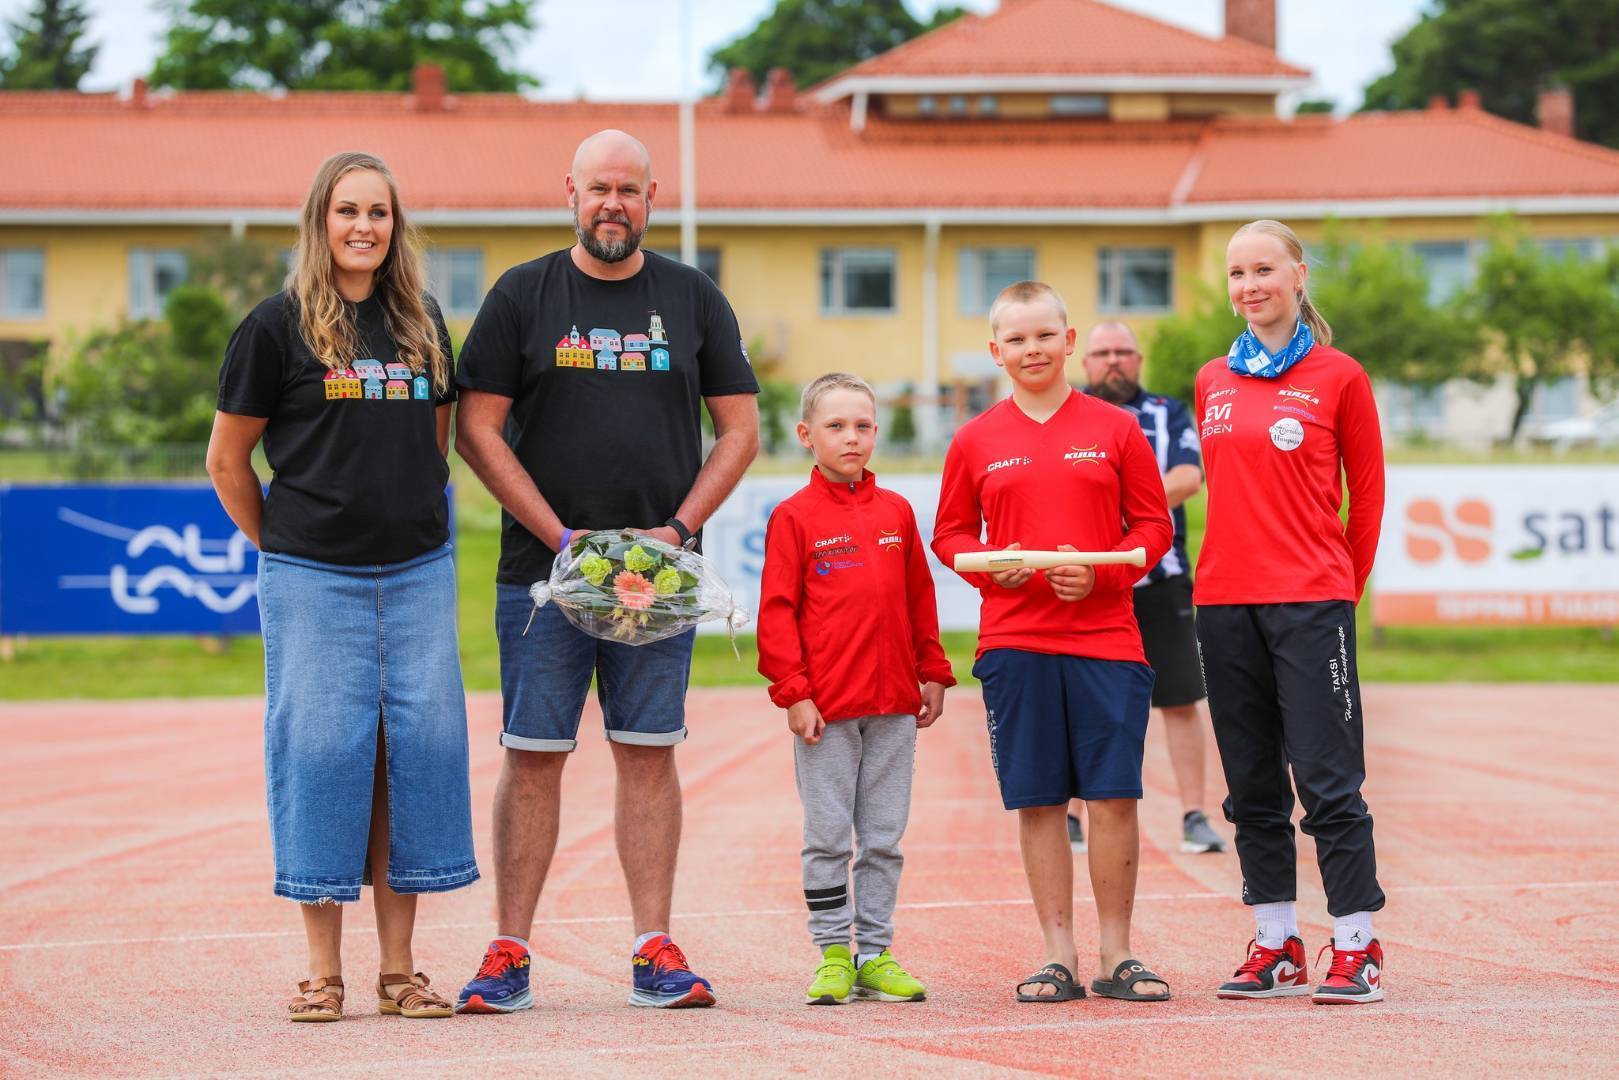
[426,248,485,317]
[1411,240,1479,305]
[649,247,722,284]
[958,247,1034,315]
[129,248,188,319]
[1097,246,1173,314]
[820,248,897,316]
[1377,380,1446,437]
[0,248,45,319]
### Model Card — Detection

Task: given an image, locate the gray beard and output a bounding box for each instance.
[1092,375,1140,405]
[574,209,645,263]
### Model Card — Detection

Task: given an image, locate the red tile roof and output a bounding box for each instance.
[3,92,1617,217]
[820,0,1309,85]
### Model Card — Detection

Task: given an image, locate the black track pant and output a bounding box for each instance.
[1196,601,1385,918]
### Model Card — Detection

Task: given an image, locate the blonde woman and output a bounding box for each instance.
[1192,219,1386,1005]
[207,151,477,1022]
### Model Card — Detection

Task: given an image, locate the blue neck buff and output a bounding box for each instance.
[1227,319,1314,379]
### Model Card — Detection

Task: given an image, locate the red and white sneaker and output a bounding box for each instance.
[1312,939,1384,1004]
[1217,936,1310,999]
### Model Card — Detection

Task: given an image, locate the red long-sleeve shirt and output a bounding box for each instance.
[932,390,1173,662]
[757,469,957,723]
[1193,345,1385,605]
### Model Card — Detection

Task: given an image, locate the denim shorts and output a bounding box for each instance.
[973,649,1154,809]
[258,543,479,903]
[495,583,695,752]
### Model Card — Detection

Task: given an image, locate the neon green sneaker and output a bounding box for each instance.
[806,945,856,1005]
[854,950,927,1002]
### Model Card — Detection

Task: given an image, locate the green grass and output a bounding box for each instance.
[2,452,1614,699]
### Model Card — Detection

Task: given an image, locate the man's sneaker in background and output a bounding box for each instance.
[805,944,856,1005]
[1312,939,1384,1004]
[456,938,533,1013]
[1067,813,1086,853]
[1217,936,1309,999]
[853,950,926,1002]
[1181,810,1228,854]
[629,934,716,1008]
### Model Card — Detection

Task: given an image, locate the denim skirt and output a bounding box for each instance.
[258,542,479,903]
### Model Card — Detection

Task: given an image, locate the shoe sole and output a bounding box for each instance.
[1312,988,1385,1004]
[854,986,926,1002]
[806,993,850,1005]
[1217,984,1310,1000]
[456,990,533,1014]
[628,984,716,1008]
[1180,841,1227,854]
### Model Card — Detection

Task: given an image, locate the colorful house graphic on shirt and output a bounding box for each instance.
[353,359,386,399]
[597,347,618,370]
[588,328,622,352]
[647,313,667,345]
[620,351,646,371]
[555,331,595,368]
[622,333,651,353]
[384,361,412,399]
[323,367,362,400]
[650,347,670,371]
[413,374,430,399]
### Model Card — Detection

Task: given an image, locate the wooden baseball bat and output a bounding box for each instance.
[952,548,1147,573]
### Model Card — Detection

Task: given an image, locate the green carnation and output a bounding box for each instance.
[579,554,613,586]
[624,544,657,573]
[653,567,682,596]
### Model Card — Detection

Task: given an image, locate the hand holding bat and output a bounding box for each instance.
[1046,545,1095,602]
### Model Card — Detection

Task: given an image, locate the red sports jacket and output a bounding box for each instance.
[757,469,957,722]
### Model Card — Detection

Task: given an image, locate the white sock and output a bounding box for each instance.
[1254,902,1298,949]
[495,935,530,951]
[635,930,667,951]
[1334,912,1375,951]
[857,949,886,968]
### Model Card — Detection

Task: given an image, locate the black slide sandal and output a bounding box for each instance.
[1091,958,1172,1001]
[1016,963,1086,1002]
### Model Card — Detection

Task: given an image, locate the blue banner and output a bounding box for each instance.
[0,485,261,635]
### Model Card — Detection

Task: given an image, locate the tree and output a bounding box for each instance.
[185,236,288,321]
[709,0,967,90]
[1294,98,1335,115]
[1459,224,1619,440]
[150,0,536,92]
[0,0,97,89]
[1144,286,1244,407]
[1360,0,1619,148]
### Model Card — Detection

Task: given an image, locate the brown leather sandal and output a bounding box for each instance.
[288,976,344,1022]
[378,972,453,1018]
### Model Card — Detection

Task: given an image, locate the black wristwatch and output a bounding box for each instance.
[664,516,695,546]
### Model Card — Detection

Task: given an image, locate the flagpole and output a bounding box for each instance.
[679,0,697,268]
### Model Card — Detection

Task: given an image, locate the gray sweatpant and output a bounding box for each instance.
[793,713,916,953]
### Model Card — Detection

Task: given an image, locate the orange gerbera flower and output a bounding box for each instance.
[613,570,657,611]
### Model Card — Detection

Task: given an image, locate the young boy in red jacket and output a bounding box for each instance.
[757,372,956,1006]
[933,281,1175,1004]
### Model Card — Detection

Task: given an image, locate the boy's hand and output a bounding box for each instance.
[917,681,947,729]
[787,700,826,744]
[989,542,1034,589]
[1045,544,1097,601]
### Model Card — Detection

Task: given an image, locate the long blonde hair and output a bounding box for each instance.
[287,151,447,393]
[1231,219,1333,347]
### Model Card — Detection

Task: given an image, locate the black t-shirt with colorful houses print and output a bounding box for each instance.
[456,249,759,585]
[217,291,456,566]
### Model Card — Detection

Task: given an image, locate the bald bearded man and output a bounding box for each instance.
[453,130,760,1012]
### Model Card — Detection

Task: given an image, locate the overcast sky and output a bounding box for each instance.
[2,0,1425,113]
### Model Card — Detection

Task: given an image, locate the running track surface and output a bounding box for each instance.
[3,686,1617,1078]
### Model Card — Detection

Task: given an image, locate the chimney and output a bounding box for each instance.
[1457,88,1482,111]
[763,67,796,113]
[1224,0,1276,51]
[1537,85,1574,138]
[1427,93,1449,112]
[724,67,756,113]
[412,63,446,111]
[130,77,148,108]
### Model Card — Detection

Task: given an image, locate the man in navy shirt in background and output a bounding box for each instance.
[1074,321,1228,856]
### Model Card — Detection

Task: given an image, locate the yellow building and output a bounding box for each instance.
[5,0,1618,444]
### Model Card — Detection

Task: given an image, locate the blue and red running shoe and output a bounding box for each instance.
[456,938,533,1014]
[629,934,715,1008]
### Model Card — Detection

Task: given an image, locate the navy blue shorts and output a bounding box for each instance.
[973,649,1154,809]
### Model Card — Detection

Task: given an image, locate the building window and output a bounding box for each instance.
[649,247,722,284]
[1098,247,1173,312]
[1530,376,1579,421]
[1051,93,1107,116]
[820,248,896,314]
[1539,237,1606,262]
[916,94,937,116]
[129,249,188,319]
[977,94,999,116]
[947,94,969,116]
[1412,241,1476,305]
[959,247,1034,315]
[1379,381,1446,436]
[426,248,485,316]
[0,249,44,318]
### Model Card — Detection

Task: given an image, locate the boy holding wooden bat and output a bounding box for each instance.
[933,281,1174,1003]
[757,373,956,1006]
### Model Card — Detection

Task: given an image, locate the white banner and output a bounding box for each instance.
[1374,465,1619,625]
[699,472,984,633]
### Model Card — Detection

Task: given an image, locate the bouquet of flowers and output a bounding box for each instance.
[528,529,748,650]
